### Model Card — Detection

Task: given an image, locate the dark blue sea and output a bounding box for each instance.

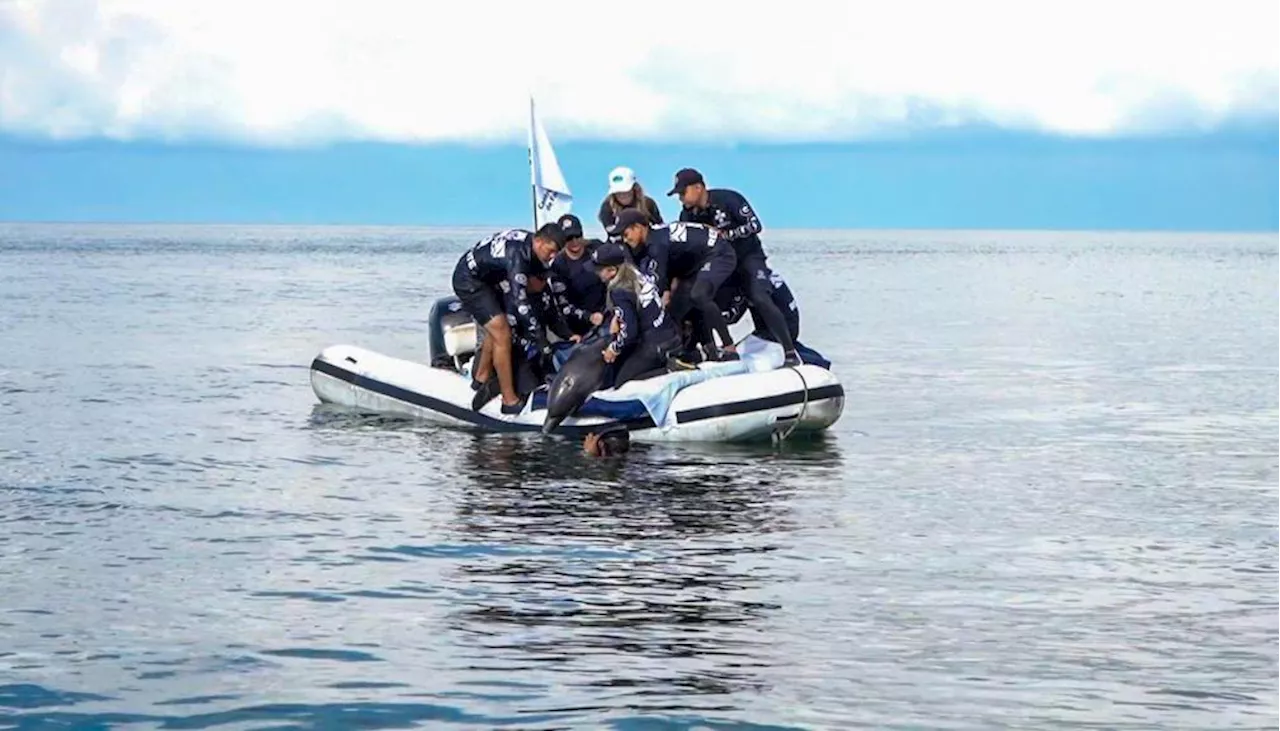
[1,224,1276,730]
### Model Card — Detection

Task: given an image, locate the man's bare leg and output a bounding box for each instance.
[472,331,494,384]
[485,317,519,406]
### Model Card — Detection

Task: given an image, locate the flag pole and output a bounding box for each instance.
[528,96,539,231]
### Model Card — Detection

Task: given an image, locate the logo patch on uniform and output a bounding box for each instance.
[514,273,527,286]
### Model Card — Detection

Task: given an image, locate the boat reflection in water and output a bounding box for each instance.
[437,432,843,716]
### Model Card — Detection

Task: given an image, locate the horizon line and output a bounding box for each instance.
[2,218,1275,236]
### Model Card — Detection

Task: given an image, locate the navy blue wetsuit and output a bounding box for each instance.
[714,266,800,344]
[680,189,798,355]
[451,229,549,353]
[547,239,607,336]
[605,273,681,386]
[632,222,737,352]
[511,275,574,392]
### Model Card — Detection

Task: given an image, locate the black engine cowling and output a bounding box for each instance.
[428,295,477,369]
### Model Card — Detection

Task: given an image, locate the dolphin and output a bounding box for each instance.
[542,332,611,434]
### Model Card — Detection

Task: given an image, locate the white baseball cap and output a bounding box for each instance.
[607,166,636,194]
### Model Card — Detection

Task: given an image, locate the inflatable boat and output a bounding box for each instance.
[308,296,845,443]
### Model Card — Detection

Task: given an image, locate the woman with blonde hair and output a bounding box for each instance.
[590,242,682,386]
[597,166,663,239]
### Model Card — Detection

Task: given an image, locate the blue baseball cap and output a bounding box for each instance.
[557,214,583,239]
[591,242,628,267]
[666,167,704,196]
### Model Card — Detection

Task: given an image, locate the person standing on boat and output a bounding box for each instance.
[670,167,802,367]
[451,225,564,413]
[591,242,684,386]
[546,214,608,338]
[598,166,663,242]
[609,209,739,362]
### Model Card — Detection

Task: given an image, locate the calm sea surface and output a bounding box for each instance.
[1,224,1276,730]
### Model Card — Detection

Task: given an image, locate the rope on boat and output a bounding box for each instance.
[773,360,810,445]
[727,334,811,445]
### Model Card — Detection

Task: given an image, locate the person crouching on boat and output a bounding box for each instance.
[680,265,802,363]
[609,208,740,362]
[451,225,564,413]
[598,167,663,242]
[546,214,608,339]
[732,266,800,346]
[515,272,577,387]
[592,242,684,387]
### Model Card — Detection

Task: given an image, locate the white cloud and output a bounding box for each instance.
[1,0,1276,145]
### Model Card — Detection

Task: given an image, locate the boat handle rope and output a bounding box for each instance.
[732,335,811,445]
[774,362,810,444]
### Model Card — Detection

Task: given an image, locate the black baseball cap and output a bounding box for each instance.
[557,213,583,240]
[591,242,628,267]
[666,167,704,196]
[606,208,649,236]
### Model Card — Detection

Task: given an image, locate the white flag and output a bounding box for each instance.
[528,97,573,228]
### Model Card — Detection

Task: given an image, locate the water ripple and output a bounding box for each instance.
[0,225,1275,729]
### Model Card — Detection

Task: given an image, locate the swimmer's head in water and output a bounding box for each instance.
[584,424,630,457]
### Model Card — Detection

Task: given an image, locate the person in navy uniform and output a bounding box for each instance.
[546,214,608,338]
[519,271,577,386]
[608,208,740,362]
[676,263,803,364]
[715,266,800,345]
[670,168,802,367]
[591,242,684,386]
[451,224,564,413]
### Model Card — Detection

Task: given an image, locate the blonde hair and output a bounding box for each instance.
[604,261,644,310]
[605,183,655,222]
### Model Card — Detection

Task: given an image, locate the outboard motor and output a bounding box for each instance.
[427,295,478,370]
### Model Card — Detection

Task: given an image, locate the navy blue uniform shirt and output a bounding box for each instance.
[678,188,764,259]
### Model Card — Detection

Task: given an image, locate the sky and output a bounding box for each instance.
[1,0,1277,231]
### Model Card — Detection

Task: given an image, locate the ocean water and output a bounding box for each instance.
[0,223,1276,730]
